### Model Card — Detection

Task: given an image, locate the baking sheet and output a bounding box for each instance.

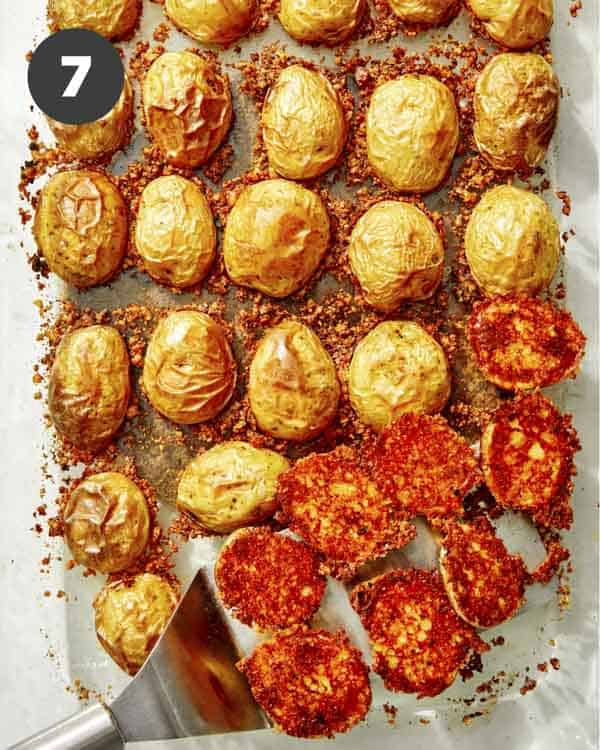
[0,0,598,748]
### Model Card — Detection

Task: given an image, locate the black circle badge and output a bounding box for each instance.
[28,29,125,125]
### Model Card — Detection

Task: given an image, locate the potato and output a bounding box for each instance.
[177,441,289,533]
[33,170,127,288]
[135,176,216,288]
[468,0,553,49]
[49,325,131,452]
[64,472,150,573]
[465,185,559,296]
[143,310,236,424]
[249,320,340,441]
[143,51,232,169]
[94,574,178,675]
[165,0,256,44]
[349,321,450,431]
[223,179,330,298]
[279,0,365,45]
[386,0,458,25]
[474,53,559,172]
[349,200,444,310]
[48,0,140,39]
[262,65,348,180]
[367,75,459,193]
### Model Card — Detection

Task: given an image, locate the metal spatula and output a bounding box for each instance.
[11,569,267,750]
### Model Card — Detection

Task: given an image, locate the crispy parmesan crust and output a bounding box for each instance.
[238,626,372,738]
[351,569,488,698]
[468,295,586,391]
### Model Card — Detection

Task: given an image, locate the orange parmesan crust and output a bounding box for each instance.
[238,626,372,738]
[467,294,586,391]
[351,569,488,698]
[214,527,326,630]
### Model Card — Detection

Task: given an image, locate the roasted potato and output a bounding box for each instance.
[48,0,140,39]
[279,0,365,45]
[165,0,255,44]
[386,0,459,25]
[468,0,553,49]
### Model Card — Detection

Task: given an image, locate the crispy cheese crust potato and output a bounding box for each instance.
[276,446,416,579]
[223,179,330,298]
[279,0,365,45]
[48,0,140,39]
[165,0,255,44]
[465,185,559,297]
[468,295,586,390]
[351,569,488,698]
[135,176,216,288]
[481,393,579,529]
[215,527,325,629]
[349,321,450,432]
[349,201,444,310]
[177,441,289,532]
[439,516,527,628]
[371,415,482,519]
[238,626,371,738]
[143,310,236,424]
[468,0,553,49]
[262,65,348,180]
[367,75,459,194]
[47,77,133,160]
[387,0,459,25]
[49,325,131,452]
[248,320,340,442]
[474,53,559,172]
[143,51,232,169]
[65,472,150,573]
[94,573,178,675]
[34,170,127,288]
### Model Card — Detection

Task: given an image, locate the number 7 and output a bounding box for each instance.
[61,55,92,97]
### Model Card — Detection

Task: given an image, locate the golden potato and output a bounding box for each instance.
[143,310,236,424]
[474,53,559,172]
[177,441,289,532]
[143,51,232,169]
[465,185,559,296]
[349,201,444,310]
[49,326,131,452]
[367,75,459,193]
[223,179,330,298]
[64,472,150,573]
[48,0,140,38]
[165,0,255,44]
[468,0,553,49]
[33,170,127,288]
[279,0,365,45]
[387,0,458,25]
[94,574,178,675]
[47,77,133,160]
[249,320,340,441]
[135,176,216,288]
[349,321,450,431]
[262,65,348,180]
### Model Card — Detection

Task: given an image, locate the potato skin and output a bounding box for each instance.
[64,472,150,573]
[249,320,340,441]
[349,321,450,432]
[47,77,133,160]
[474,53,559,172]
[387,0,459,25]
[48,325,131,452]
[165,0,256,43]
[48,0,140,39]
[94,574,177,675]
[465,185,559,296]
[262,65,348,180]
[33,170,127,289]
[349,201,444,310]
[143,51,232,169]
[177,441,290,532]
[135,176,216,288]
[279,0,365,45]
[468,0,552,49]
[223,179,330,298]
[367,75,459,193]
[143,310,236,424]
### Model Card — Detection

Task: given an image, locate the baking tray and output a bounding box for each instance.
[0,0,598,748]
